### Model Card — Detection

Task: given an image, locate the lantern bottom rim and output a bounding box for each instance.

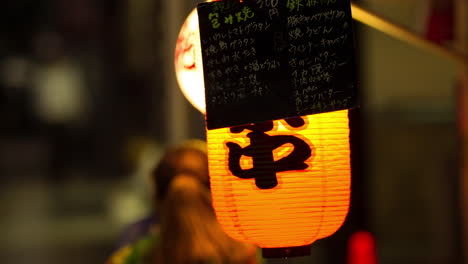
[261,245,311,258]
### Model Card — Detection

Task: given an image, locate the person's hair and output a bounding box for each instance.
[153,174,257,264]
[147,140,257,264]
[151,139,209,202]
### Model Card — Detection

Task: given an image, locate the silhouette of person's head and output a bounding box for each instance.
[151,139,209,203]
[148,140,258,264]
[106,140,258,264]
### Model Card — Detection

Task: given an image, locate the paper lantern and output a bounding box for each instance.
[174,8,205,113]
[206,110,351,250]
[175,5,351,254]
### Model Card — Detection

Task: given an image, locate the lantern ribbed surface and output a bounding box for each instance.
[206,110,350,248]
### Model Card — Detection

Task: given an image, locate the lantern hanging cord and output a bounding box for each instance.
[351,3,468,69]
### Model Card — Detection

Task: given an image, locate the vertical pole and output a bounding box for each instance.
[455,0,468,263]
[460,71,468,264]
[161,0,189,145]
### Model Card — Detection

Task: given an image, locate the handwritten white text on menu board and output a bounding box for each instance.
[198,0,357,129]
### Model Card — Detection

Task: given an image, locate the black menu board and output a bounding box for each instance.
[198,0,358,130]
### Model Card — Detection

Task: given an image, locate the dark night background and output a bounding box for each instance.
[0,0,464,263]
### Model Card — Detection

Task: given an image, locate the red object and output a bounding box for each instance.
[424,2,454,44]
[347,231,378,264]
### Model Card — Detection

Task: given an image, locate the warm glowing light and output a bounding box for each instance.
[175,9,205,113]
[347,231,378,264]
[206,110,351,248]
[175,1,351,251]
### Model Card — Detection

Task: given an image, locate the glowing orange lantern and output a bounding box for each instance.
[175,6,351,255]
[206,110,351,251]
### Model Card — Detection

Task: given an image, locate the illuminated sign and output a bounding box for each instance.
[175,9,206,113]
[206,110,351,249]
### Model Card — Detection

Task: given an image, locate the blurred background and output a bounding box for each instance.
[0,0,466,264]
